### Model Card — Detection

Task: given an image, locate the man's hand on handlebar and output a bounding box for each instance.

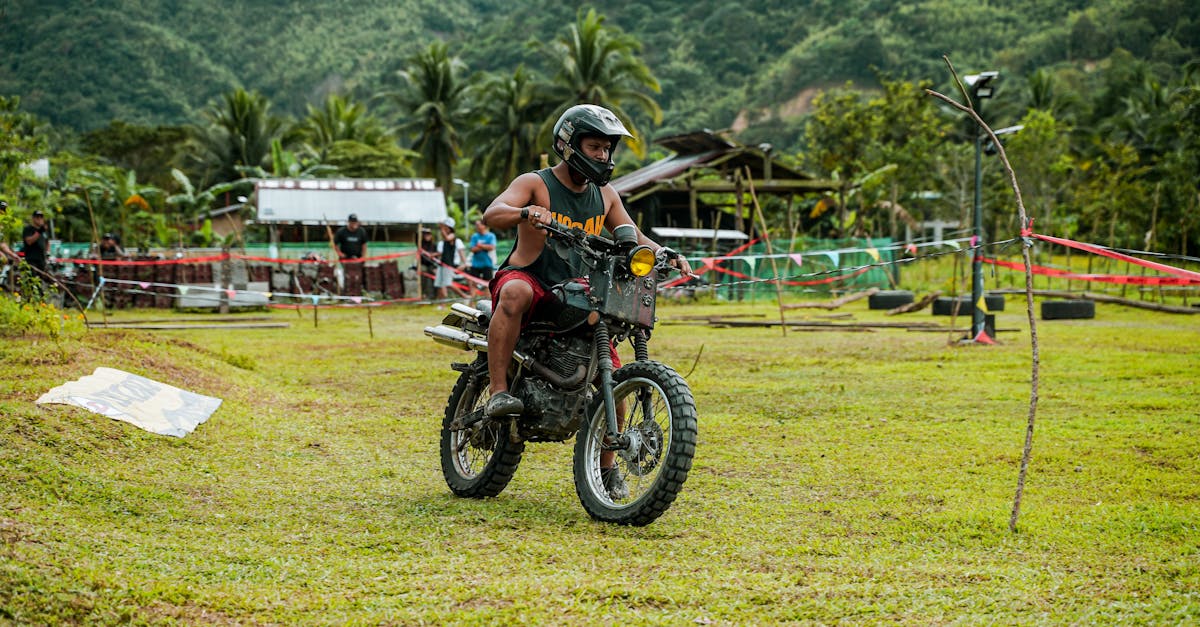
[657,246,695,278]
[521,205,553,229]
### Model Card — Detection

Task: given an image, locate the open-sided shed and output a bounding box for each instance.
[612,131,846,239]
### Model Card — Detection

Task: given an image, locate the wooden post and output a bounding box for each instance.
[745,167,787,337]
[687,172,699,229]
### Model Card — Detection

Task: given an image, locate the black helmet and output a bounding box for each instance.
[552,104,631,186]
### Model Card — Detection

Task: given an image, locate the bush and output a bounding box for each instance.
[0,264,86,339]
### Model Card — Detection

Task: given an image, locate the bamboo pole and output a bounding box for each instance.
[745,167,787,337]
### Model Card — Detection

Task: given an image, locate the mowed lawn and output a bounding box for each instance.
[1,296,1198,624]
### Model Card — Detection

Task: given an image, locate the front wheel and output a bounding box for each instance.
[440,362,524,498]
[573,360,698,526]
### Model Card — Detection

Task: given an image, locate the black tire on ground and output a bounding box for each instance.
[932,296,970,316]
[932,293,1006,316]
[573,360,698,526]
[1041,299,1095,320]
[868,290,915,310]
[440,361,525,498]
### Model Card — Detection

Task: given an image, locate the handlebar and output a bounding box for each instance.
[537,220,694,278]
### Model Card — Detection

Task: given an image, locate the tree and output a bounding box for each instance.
[535,8,662,157]
[0,97,51,218]
[1004,109,1074,237]
[185,88,288,187]
[385,42,473,193]
[75,167,165,249]
[296,94,391,160]
[468,66,557,193]
[165,168,237,247]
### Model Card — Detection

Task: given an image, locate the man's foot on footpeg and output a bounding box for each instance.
[485,391,524,417]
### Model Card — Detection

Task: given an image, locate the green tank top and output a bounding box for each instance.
[503,168,606,288]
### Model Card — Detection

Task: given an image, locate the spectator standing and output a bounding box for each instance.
[98,233,126,260]
[334,213,368,260]
[466,219,497,281]
[21,210,49,274]
[434,217,465,300]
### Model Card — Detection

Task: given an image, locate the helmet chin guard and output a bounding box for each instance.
[552,104,631,186]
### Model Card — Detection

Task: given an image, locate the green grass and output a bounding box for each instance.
[2,297,1198,624]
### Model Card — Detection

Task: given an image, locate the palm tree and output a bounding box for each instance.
[296,94,392,160]
[166,168,238,247]
[535,8,663,157]
[384,42,473,192]
[186,88,287,187]
[75,167,164,247]
[296,94,417,178]
[468,65,557,190]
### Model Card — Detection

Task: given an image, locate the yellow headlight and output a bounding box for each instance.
[629,246,655,277]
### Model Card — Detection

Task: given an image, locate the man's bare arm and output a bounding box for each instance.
[484,173,552,230]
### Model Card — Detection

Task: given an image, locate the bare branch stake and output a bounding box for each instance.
[927,56,1041,533]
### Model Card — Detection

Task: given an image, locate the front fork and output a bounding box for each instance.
[597,325,653,452]
[595,321,624,450]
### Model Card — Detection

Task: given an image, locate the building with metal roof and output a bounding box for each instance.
[611,130,846,238]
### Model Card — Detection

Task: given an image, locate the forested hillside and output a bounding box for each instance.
[1,0,1198,257]
[4,0,1196,135]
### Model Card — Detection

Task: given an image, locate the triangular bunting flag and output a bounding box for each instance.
[945,240,961,250]
[225,289,236,298]
[904,243,918,255]
[825,252,840,267]
[177,285,189,295]
[351,296,362,304]
[969,235,979,248]
[789,253,804,266]
[973,329,996,345]
[744,257,757,273]
[976,296,990,314]
[262,292,272,299]
[139,281,150,289]
[310,295,320,305]
[865,247,880,262]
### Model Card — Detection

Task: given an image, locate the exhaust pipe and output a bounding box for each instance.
[424,325,489,352]
[425,324,585,387]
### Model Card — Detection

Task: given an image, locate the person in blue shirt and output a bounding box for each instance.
[466,218,497,281]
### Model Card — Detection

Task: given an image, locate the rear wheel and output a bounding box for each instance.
[573,361,697,526]
[440,363,524,497]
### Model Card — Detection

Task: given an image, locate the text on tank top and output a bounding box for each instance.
[503,168,606,287]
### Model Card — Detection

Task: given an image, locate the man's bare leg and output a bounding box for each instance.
[485,279,533,416]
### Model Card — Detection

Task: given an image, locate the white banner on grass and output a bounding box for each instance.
[37,367,222,437]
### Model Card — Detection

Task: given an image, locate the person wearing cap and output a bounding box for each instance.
[21,209,50,274]
[97,233,126,261]
[434,217,465,300]
[334,213,368,260]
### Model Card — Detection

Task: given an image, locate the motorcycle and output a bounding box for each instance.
[424,221,698,526]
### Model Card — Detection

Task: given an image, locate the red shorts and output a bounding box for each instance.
[490,269,621,367]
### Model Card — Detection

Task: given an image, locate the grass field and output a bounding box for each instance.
[2,295,1198,624]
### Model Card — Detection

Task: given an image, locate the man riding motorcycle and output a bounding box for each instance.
[481,104,691,494]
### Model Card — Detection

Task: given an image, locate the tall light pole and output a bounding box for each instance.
[452,178,470,218]
[965,71,998,343]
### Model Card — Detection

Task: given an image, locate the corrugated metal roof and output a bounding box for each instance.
[610,150,723,195]
[611,130,822,198]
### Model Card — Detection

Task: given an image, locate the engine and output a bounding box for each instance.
[515,334,595,442]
